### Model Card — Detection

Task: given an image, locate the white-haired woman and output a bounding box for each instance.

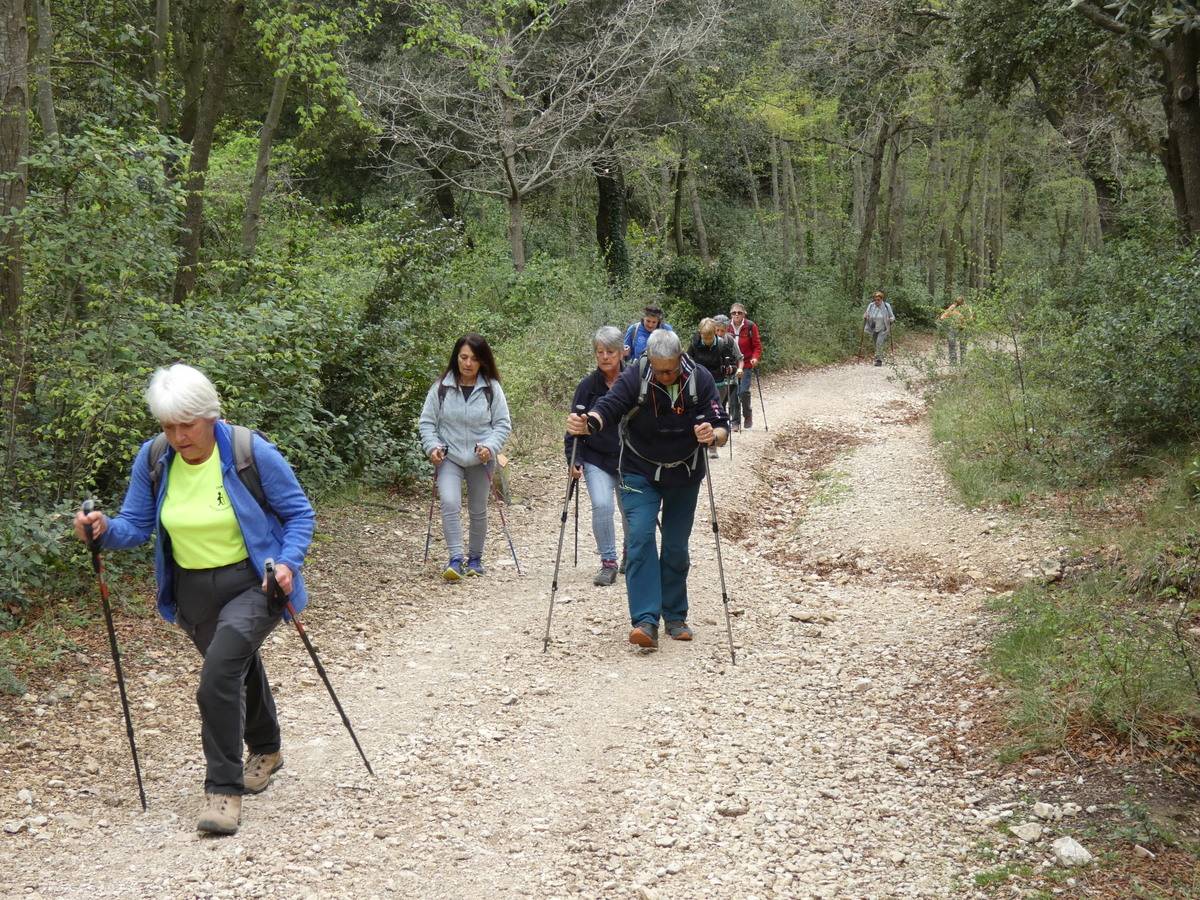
[565,326,625,586]
[72,364,315,837]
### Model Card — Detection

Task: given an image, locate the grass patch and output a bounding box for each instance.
[810,467,851,507]
[973,862,1034,888]
[987,464,1200,760]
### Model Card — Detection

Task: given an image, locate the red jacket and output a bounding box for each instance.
[733,319,762,365]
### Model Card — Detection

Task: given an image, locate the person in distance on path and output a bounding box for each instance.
[728,303,762,430]
[72,364,315,836]
[688,317,740,459]
[566,326,626,586]
[938,294,971,366]
[863,290,895,366]
[713,313,745,418]
[623,303,673,360]
[419,333,513,581]
[566,329,729,649]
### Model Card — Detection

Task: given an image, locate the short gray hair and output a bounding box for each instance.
[646,328,682,361]
[145,364,221,424]
[713,314,730,326]
[593,325,623,352]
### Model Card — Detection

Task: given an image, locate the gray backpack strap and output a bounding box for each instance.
[231,424,268,512]
[147,433,170,498]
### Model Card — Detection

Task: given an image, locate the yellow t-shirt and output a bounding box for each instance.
[160,444,248,570]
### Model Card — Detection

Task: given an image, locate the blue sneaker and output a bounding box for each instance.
[443,557,464,582]
[465,557,485,577]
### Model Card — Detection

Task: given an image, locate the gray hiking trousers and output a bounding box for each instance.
[437,458,492,561]
[874,328,890,361]
[175,559,282,796]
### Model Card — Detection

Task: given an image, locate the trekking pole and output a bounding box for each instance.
[478,448,522,575]
[857,326,866,358]
[695,420,737,665]
[264,559,374,777]
[753,368,769,432]
[573,476,580,567]
[422,450,444,564]
[80,500,148,811]
[888,328,896,363]
[543,406,585,651]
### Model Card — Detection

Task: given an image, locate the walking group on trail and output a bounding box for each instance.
[63,297,802,837]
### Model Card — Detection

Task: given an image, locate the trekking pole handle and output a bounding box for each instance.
[694,413,715,446]
[81,499,102,556]
[263,557,289,613]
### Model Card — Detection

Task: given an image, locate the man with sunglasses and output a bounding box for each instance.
[566,330,729,649]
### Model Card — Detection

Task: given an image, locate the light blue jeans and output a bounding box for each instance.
[583,463,620,562]
[436,459,491,561]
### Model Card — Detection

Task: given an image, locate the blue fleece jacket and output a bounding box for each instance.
[99,420,316,623]
[623,321,674,360]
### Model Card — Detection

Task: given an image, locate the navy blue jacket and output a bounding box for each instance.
[564,368,622,475]
[591,362,728,487]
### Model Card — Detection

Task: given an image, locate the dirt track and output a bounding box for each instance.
[1,357,1069,898]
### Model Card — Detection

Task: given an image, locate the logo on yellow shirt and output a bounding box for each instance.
[210,483,229,512]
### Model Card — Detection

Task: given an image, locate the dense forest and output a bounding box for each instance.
[2,0,1200,752]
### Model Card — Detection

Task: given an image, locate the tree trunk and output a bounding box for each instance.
[595,153,630,283]
[241,69,291,257]
[688,175,710,264]
[176,0,210,145]
[1164,33,1200,238]
[878,133,901,270]
[768,135,780,215]
[173,0,244,303]
[853,119,895,298]
[739,141,766,241]
[152,0,170,131]
[427,161,457,222]
[506,192,526,271]
[1029,73,1120,239]
[781,140,806,265]
[32,0,57,140]
[670,145,687,256]
[0,0,28,332]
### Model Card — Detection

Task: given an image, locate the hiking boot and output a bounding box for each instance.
[593,561,618,586]
[443,557,464,581]
[874,359,882,366]
[243,750,283,794]
[197,792,241,835]
[708,447,719,459]
[628,622,659,648]
[465,557,485,577]
[732,423,741,433]
[666,621,693,641]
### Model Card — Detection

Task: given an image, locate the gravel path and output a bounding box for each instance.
[1,357,1062,898]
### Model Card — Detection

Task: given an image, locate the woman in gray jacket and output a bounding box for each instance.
[418,334,513,580]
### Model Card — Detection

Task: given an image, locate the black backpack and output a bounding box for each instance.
[147,424,269,512]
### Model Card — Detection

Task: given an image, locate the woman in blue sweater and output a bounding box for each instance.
[565,326,625,586]
[72,364,315,836]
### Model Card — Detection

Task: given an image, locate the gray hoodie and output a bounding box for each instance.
[864,301,895,334]
[418,373,512,468]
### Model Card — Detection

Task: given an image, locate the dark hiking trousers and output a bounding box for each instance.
[175,559,282,796]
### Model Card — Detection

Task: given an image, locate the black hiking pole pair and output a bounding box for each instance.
[264,559,374,777]
[80,500,148,811]
[753,368,769,432]
[478,448,522,574]
[696,419,737,666]
[543,406,585,651]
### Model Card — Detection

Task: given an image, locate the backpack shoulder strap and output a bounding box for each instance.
[437,380,493,409]
[231,424,269,512]
[147,433,170,498]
